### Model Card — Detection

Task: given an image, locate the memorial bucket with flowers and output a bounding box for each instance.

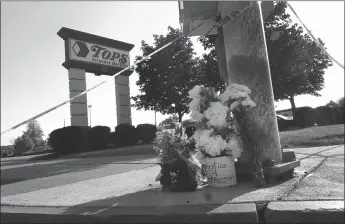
[204,155,237,187]
[188,84,256,187]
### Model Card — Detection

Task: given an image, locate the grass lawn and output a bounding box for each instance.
[280,124,344,148]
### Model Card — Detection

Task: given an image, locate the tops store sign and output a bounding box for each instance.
[69,39,130,68]
[58,27,135,76]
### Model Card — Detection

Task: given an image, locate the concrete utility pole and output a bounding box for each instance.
[180,1,282,163]
[217,1,282,163]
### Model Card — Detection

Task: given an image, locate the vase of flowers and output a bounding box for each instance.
[188,84,256,187]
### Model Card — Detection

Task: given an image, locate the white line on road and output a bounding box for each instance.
[0,159,79,170]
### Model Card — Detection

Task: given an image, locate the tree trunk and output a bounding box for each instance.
[289,95,296,118]
[178,112,183,136]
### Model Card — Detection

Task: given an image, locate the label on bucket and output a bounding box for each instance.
[205,157,237,187]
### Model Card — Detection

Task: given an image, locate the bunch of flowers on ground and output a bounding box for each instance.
[153,127,202,191]
[188,84,256,160]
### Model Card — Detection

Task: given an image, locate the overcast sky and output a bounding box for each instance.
[1,1,344,145]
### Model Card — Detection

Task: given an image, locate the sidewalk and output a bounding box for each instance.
[1,145,344,223]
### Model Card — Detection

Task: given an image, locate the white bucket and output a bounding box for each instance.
[204,156,237,187]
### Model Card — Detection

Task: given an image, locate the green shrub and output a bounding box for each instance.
[109,131,121,147]
[136,124,157,144]
[48,126,90,155]
[315,106,335,126]
[294,107,317,128]
[331,106,343,124]
[14,136,35,155]
[48,128,64,151]
[88,126,111,150]
[115,123,137,146]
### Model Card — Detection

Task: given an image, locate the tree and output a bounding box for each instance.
[158,115,179,129]
[132,26,200,123]
[22,120,44,146]
[196,35,225,92]
[198,2,332,118]
[325,100,339,107]
[264,2,332,117]
[13,135,35,155]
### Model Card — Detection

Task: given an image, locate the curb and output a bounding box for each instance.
[264,201,345,224]
[1,204,258,223]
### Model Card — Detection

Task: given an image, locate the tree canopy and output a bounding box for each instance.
[22,120,44,144]
[264,2,332,115]
[131,26,200,122]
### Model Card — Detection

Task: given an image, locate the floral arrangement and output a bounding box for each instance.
[188,84,256,160]
[153,126,202,192]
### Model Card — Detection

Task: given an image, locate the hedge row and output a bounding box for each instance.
[110,123,157,146]
[48,123,157,155]
[294,106,344,128]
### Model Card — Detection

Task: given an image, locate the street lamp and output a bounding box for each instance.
[88,105,92,127]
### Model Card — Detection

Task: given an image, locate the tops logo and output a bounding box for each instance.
[71,40,129,65]
[91,45,128,64]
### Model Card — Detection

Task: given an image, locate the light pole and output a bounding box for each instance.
[88,105,92,127]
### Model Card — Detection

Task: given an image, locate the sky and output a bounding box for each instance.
[1,1,344,145]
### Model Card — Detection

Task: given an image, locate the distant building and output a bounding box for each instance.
[276,108,293,118]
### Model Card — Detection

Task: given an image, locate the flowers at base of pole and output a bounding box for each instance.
[188,83,256,160]
[153,127,201,192]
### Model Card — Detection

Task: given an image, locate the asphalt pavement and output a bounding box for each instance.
[1,144,344,223]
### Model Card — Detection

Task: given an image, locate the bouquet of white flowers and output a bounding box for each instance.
[188,84,256,160]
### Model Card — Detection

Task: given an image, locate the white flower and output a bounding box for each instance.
[229,101,241,111]
[188,85,204,100]
[190,110,204,122]
[193,129,214,149]
[241,98,256,108]
[193,129,229,157]
[230,84,251,94]
[204,102,229,127]
[189,99,200,111]
[203,135,228,157]
[219,84,252,104]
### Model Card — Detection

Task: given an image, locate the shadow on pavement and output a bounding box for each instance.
[61,181,280,217]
